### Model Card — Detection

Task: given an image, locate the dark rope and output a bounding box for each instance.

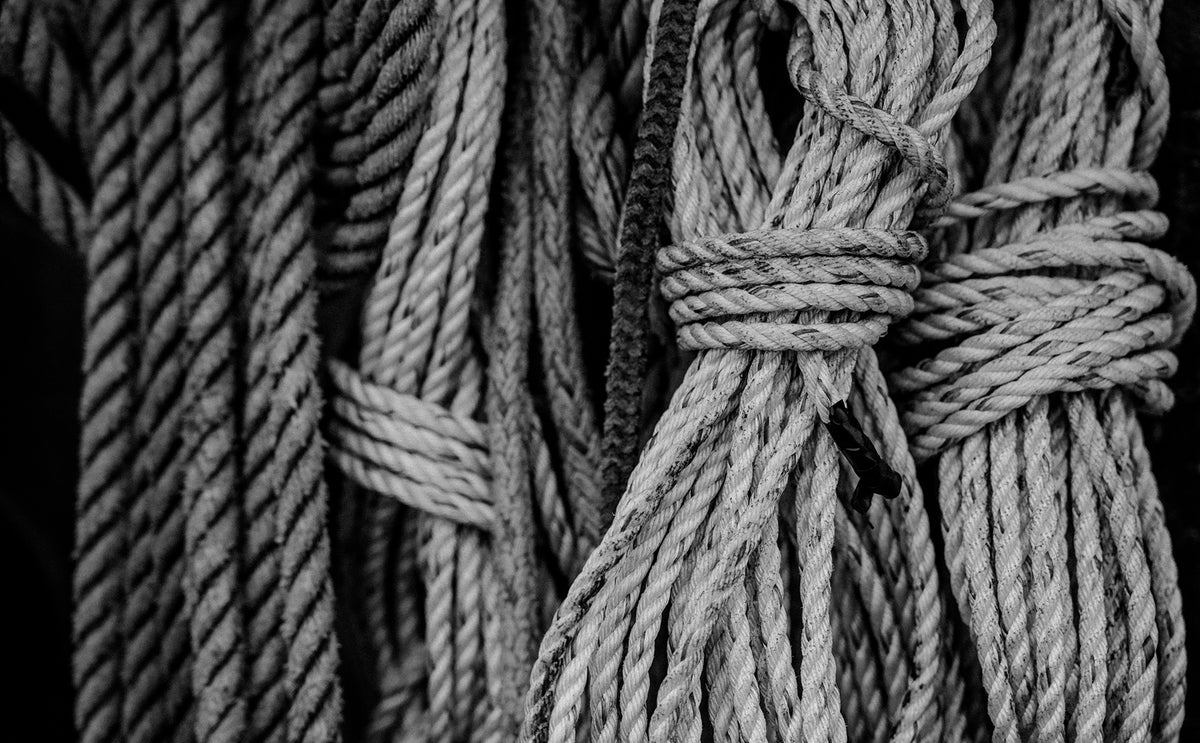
[599,0,699,516]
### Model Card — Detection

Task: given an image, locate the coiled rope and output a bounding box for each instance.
[894,0,1190,739]
[522,3,994,743]
[73,0,345,740]
[325,0,512,739]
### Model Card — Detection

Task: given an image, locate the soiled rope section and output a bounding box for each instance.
[522,2,994,742]
[893,0,1190,738]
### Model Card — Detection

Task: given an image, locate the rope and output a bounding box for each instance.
[0,0,90,253]
[600,0,698,517]
[522,3,993,743]
[42,0,1192,739]
[323,0,509,739]
[317,0,440,287]
[894,0,1190,738]
[177,0,249,738]
[238,0,344,738]
[121,1,190,740]
[74,2,138,740]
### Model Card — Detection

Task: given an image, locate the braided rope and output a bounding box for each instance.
[0,0,90,252]
[527,0,605,564]
[521,3,994,743]
[893,0,1190,738]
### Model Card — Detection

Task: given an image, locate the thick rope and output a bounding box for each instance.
[177,0,249,738]
[237,0,345,738]
[522,2,993,742]
[894,0,1190,738]
[74,2,138,740]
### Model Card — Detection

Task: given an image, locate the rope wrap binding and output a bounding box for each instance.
[660,227,927,353]
[897,204,1195,462]
[521,0,997,740]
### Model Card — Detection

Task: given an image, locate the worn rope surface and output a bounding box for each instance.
[894,0,1191,739]
[522,2,994,742]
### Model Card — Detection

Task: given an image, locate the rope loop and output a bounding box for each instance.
[791,65,952,210]
[657,226,928,352]
[326,359,494,530]
[894,202,1196,461]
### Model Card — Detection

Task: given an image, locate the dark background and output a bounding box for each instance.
[1,2,1198,739]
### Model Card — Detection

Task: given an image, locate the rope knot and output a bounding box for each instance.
[326,360,494,529]
[657,227,928,353]
[893,204,1196,461]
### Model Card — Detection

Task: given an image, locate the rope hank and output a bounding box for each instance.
[894,0,1190,738]
[521,2,994,743]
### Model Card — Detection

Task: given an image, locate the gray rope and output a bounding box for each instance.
[239,0,344,737]
[894,0,1190,738]
[177,0,250,738]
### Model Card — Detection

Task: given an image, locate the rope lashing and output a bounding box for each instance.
[659,227,927,352]
[327,359,494,530]
[520,1,996,741]
[659,226,924,511]
[324,0,512,738]
[897,208,1195,462]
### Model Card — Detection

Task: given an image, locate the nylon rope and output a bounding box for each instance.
[893,0,1191,738]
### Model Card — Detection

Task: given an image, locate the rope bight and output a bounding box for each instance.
[2,0,1193,739]
[522,1,994,742]
[893,0,1191,739]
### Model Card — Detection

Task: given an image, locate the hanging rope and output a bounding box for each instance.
[324,0,509,739]
[893,0,1190,739]
[521,2,993,742]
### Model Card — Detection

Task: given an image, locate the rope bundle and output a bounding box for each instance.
[521,2,994,742]
[894,0,1190,738]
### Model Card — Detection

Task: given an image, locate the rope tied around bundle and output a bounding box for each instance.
[897,206,1195,462]
[521,0,996,741]
[659,226,930,510]
[891,0,1189,737]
